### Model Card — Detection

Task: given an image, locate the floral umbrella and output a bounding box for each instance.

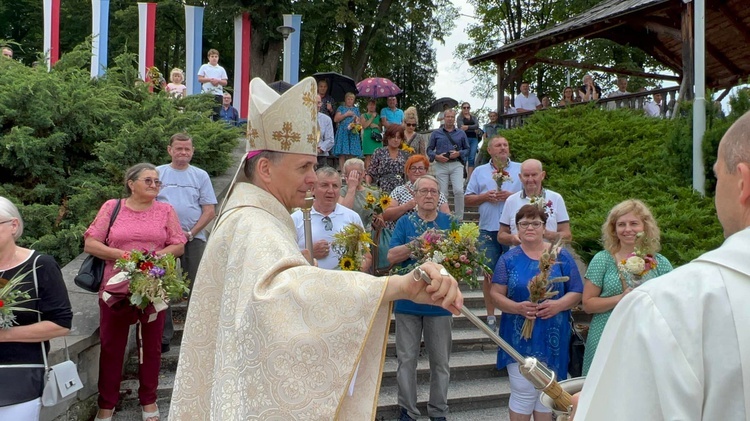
[356,77,402,98]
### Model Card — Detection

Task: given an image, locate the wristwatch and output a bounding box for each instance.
[186,230,194,241]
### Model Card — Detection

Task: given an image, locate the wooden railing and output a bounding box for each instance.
[501,86,681,128]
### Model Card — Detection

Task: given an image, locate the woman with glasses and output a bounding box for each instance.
[490,204,583,421]
[403,107,427,155]
[457,102,480,180]
[333,92,362,171]
[0,197,72,420]
[361,99,382,170]
[367,124,410,195]
[384,155,451,227]
[84,163,186,421]
[581,199,673,376]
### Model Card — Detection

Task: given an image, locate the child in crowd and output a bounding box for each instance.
[166,68,187,98]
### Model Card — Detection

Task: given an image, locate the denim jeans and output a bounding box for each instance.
[467,136,479,167]
[479,229,506,272]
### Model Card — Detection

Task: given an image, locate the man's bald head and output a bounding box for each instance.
[722,112,750,174]
[521,159,543,173]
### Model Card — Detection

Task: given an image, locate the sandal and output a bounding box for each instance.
[142,403,160,421]
[94,409,114,421]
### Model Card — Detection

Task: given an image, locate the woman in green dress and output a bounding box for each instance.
[361,99,381,171]
[581,199,673,375]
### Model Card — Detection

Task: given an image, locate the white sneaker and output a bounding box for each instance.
[486,317,498,333]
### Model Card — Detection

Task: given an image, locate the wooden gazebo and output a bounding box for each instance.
[468,0,750,113]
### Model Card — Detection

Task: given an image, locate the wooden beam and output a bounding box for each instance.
[496,59,505,115]
[716,87,732,102]
[717,3,750,46]
[705,40,745,75]
[643,21,682,41]
[681,1,694,100]
[533,57,680,81]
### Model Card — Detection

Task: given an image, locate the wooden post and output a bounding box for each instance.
[681,1,694,100]
[496,59,505,116]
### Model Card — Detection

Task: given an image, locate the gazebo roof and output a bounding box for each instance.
[468,0,750,89]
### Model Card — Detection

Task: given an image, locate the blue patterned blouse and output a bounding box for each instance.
[491,246,583,379]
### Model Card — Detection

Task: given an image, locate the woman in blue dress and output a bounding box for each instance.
[490,204,583,421]
[333,92,362,170]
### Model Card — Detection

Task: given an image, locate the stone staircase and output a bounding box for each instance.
[110,190,509,420]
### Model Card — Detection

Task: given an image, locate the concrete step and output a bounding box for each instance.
[376,375,510,420]
[111,396,172,421]
[120,368,176,403]
[386,326,497,357]
[380,349,505,387]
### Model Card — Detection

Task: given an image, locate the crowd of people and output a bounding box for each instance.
[1,68,747,421]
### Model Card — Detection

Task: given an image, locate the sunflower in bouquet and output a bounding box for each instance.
[114,249,190,309]
[0,269,39,329]
[331,223,375,271]
[405,221,490,289]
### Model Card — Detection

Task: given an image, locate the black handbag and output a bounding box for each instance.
[74,199,122,292]
[371,131,382,142]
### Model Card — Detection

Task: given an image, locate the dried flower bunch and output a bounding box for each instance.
[521,237,569,339]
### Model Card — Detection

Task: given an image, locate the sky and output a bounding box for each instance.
[430,1,491,126]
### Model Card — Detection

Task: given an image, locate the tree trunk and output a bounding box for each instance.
[250,26,282,82]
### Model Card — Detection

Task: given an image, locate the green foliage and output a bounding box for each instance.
[498,106,723,266]
[0,47,239,266]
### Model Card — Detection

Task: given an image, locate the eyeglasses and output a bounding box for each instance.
[416,189,439,196]
[322,216,332,231]
[138,177,162,187]
[462,106,470,109]
[518,221,544,229]
[409,166,427,173]
[405,123,417,127]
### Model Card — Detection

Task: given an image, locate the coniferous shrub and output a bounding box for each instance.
[497,105,724,266]
[0,43,241,265]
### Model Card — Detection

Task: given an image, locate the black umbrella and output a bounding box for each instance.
[312,72,359,102]
[268,80,294,95]
[429,97,459,114]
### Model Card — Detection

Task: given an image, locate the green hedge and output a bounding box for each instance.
[0,44,241,265]
[497,104,724,266]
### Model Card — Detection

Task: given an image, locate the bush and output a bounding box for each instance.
[497,105,724,266]
[0,43,241,265]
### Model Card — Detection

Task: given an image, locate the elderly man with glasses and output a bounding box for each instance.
[388,175,455,421]
[291,167,370,271]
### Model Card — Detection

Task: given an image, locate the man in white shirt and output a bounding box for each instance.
[571,111,750,421]
[291,167,370,271]
[644,92,663,118]
[503,96,517,114]
[465,136,523,332]
[498,159,571,246]
[317,97,335,168]
[514,82,541,113]
[606,76,629,98]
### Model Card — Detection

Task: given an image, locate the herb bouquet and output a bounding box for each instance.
[521,238,569,340]
[107,250,190,315]
[332,223,375,271]
[406,221,490,289]
[0,269,39,329]
[617,232,659,289]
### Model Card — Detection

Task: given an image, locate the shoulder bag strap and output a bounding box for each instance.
[32,254,71,370]
[104,199,122,246]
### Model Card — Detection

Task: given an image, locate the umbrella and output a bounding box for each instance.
[312,72,359,102]
[356,77,402,98]
[268,80,293,95]
[429,97,459,114]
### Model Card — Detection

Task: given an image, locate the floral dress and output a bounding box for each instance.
[333,105,362,157]
[582,250,673,375]
[367,147,409,195]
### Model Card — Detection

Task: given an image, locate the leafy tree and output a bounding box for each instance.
[454,0,670,104]
[0,45,240,265]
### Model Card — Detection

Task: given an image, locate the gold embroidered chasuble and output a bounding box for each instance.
[170,183,391,419]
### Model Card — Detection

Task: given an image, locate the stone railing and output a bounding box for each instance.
[501,86,681,128]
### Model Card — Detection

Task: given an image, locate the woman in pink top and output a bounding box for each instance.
[84,163,186,421]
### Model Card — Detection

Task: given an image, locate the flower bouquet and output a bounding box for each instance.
[400,143,415,154]
[112,249,190,310]
[521,238,569,340]
[348,123,363,134]
[617,232,658,289]
[364,190,392,216]
[331,223,375,271]
[0,269,39,329]
[405,221,490,289]
[491,158,512,188]
[529,195,554,216]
